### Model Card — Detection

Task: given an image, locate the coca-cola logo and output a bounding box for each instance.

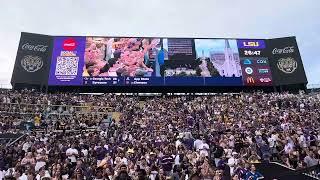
[277,57,297,74]
[20,55,43,72]
[63,38,77,51]
[21,43,48,52]
[272,46,294,55]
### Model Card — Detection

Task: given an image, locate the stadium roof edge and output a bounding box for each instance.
[19,32,296,40]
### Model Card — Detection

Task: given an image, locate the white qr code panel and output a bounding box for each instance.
[55,57,79,76]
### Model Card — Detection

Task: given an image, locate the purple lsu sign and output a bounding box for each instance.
[237,39,266,49]
[48,37,86,85]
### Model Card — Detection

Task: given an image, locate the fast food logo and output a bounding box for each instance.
[277,57,297,74]
[63,38,77,51]
[21,55,43,72]
[246,77,255,84]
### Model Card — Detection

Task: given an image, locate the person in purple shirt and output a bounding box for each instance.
[234,163,249,179]
[96,145,107,163]
[160,148,174,176]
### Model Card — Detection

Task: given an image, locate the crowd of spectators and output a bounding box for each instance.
[0,89,319,179]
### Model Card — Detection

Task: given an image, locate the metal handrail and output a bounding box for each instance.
[0,102,113,109]
[6,133,27,147]
[0,102,114,115]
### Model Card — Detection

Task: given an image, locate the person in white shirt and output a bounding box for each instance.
[40,135,48,143]
[19,173,28,180]
[199,140,209,157]
[36,168,51,180]
[23,140,32,152]
[4,168,15,178]
[81,147,88,157]
[175,133,184,149]
[228,134,235,149]
[174,154,180,165]
[228,152,239,175]
[66,144,79,164]
[298,133,307,148]
[0,170,4,180]
[35,150,48,172]
[284,140,294,154]
[268,136,276,148]
[119,152,128,165]
[194,138,203,151]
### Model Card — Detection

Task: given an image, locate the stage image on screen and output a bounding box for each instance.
[84,37,161,78]
[161,38,196,77]
[161,39,242,78]
[194,39,242,77]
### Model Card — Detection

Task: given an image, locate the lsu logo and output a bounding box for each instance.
[243,42,259,47]
[238,40,265,49]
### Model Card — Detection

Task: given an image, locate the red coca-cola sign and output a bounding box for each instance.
[62,38,77,51]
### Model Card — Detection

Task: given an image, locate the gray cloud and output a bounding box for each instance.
[0,0,319,87]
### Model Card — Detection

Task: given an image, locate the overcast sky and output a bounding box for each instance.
[0,0,319,88]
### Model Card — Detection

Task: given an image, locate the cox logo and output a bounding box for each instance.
[257,59,267,64]
[63,38,77,51]
[245,67,253,75]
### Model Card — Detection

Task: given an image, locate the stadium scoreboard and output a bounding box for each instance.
[11,33,307,89]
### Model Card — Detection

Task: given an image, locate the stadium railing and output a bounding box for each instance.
[0,102,114,116]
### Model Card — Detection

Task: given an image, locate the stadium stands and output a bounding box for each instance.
[0,89,319,179]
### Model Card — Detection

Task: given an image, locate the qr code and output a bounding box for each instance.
[55,57,79,76]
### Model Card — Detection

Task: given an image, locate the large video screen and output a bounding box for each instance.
[48,37,273,86]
